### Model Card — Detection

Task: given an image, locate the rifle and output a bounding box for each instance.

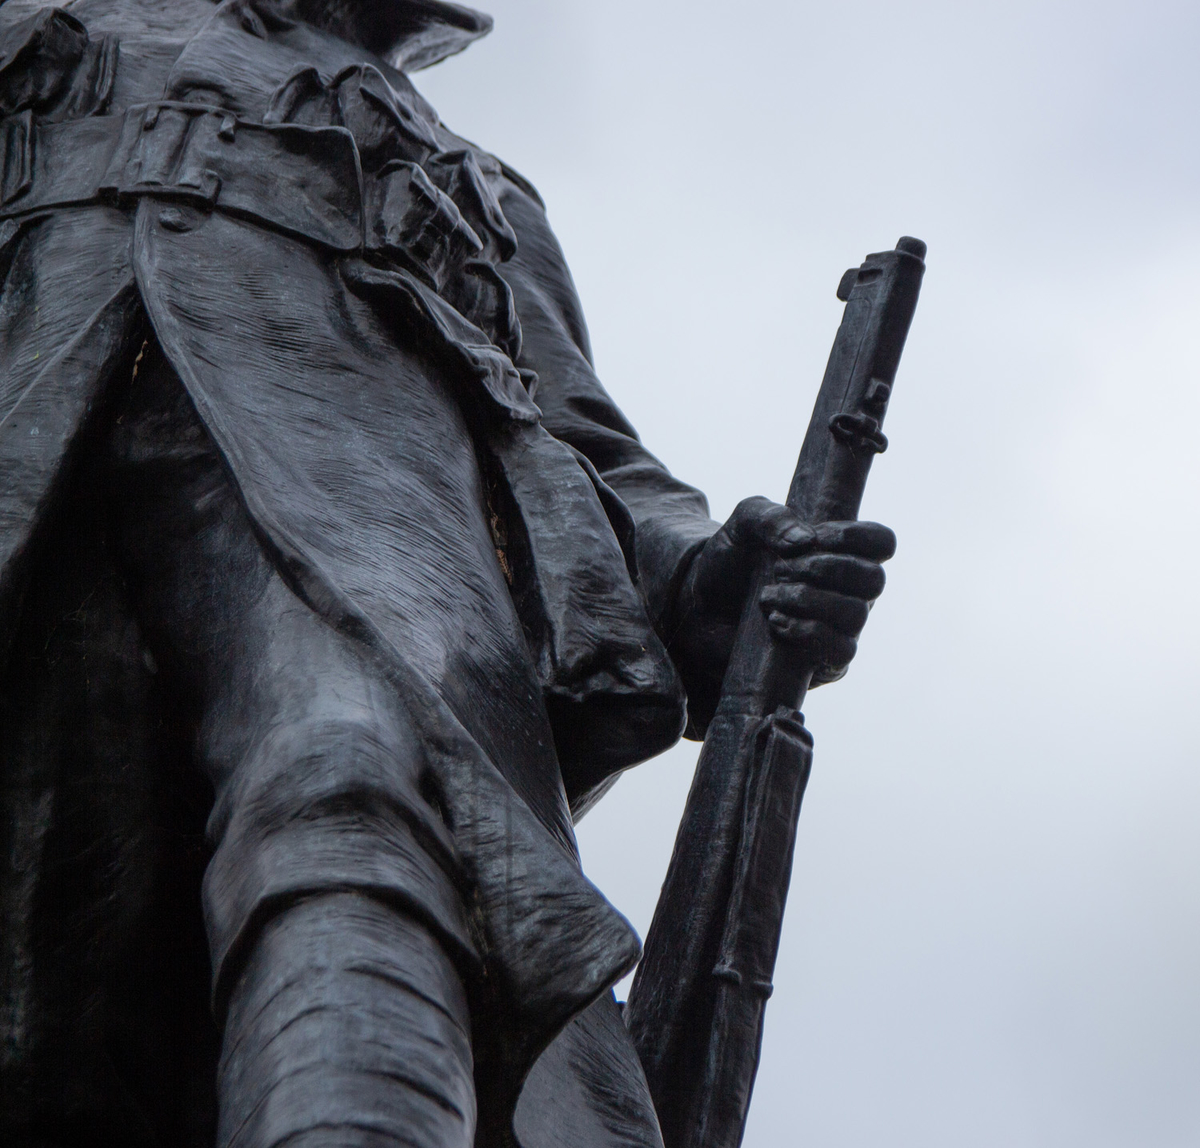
[625,237,927,1148]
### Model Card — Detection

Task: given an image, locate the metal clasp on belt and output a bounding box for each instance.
[99,103,228,208]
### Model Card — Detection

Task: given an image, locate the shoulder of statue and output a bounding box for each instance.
[284,0,493,72]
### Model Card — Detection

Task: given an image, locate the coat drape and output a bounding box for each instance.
[0,1,722,1144]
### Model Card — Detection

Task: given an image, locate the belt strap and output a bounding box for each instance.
[0,103,365,252]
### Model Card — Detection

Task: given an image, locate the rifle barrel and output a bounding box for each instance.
[626,237,926,1148]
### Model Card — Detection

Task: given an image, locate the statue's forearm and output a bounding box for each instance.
[494,174,720,633]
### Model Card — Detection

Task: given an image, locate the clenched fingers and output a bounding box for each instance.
[809,520,897,562]
[763,614,858,668]
[760,583,871,637]
[772,552,886,600]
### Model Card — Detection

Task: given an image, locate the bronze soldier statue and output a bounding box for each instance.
[0,2,896,1146]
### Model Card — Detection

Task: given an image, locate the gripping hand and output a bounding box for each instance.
[669,497,895,732]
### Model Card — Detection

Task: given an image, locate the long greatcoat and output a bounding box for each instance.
[0,0,722,1145]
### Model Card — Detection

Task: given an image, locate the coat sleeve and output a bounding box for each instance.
[493,171,721,647]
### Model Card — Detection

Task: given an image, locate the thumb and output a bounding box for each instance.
[726,497,815,556]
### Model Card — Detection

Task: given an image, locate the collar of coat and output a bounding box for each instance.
[284,0,493,71]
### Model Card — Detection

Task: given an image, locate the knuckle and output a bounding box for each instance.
[735,495,771,522]
[822,630,857,663]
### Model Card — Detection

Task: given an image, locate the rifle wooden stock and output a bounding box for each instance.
[626,237,927,1148]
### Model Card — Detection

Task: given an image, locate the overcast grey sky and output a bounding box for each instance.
[417,4,1200,1145]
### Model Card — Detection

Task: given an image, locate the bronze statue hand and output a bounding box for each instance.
[672,496,896,697]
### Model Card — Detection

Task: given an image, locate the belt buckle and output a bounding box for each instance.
[100,104,222,208]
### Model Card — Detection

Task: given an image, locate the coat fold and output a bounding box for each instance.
[0,3,716,1145]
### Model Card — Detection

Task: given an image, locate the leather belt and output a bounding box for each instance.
[0,102,365,252]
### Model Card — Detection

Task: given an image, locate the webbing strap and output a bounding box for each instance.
[0,103,365,253]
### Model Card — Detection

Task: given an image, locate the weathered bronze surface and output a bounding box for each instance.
[0,3,906,1146]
